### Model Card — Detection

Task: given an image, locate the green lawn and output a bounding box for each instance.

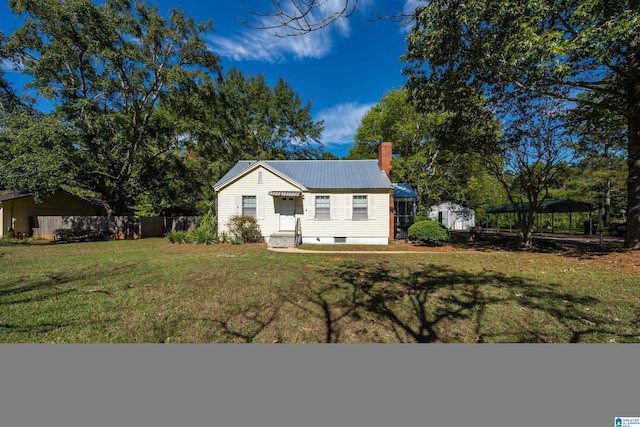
[1,238,638,343]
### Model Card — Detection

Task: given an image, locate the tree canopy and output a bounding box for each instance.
[1,1,326,214]
[402,0,640,248]
[144,67,325,206]
[4,0,221,215]
[348,88,503,213]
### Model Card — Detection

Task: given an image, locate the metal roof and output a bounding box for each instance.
[0,189,134,211]
[0,190,36,202]
[391,183,417,198]
[214,160,392,191]
[268,191,303,197]
[486,199,593,214]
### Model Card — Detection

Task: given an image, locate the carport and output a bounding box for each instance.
[485,199,594,234]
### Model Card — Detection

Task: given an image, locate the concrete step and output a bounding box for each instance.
[269,231,297,248]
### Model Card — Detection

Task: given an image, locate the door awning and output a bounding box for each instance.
[268,191,302,197]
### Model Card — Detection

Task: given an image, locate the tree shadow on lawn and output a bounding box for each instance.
[0,266,136,342]
[209,300,285,343]
[451,231,625,258]
[280,260,639,343]
[0,262,136,306]
[0,273,80,306]
[0,319,116,341]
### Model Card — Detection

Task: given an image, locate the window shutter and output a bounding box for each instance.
[330,195,338,220]
[307,196,315,219]
[257,195,265,219]
[344,195,352,220]
[234,196,241,215]
[368,194,376,220]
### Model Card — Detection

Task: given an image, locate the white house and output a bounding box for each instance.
[429,201,476,231]
[214,143,396,246]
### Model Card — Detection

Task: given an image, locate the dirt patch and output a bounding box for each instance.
[445,231,640,274]
[569,249,640,273]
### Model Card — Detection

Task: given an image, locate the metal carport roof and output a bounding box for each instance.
[486,199,593,214]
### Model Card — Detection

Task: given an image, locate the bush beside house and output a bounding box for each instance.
[407,220,451,246]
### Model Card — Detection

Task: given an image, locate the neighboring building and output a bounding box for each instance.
[159,206,200,217]
[429,202,476,231]
[0,189,108,238]
[214,143,400,246]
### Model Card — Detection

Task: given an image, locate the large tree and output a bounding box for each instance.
[200,67,324,162]
[174,67,324,202]
[0,109,73,195]
[0,31,22,113]
[565,93,628,225]
[488,98,572,247]
[4,0,221,215]
[402,0,640,249]
[346,88,497,210]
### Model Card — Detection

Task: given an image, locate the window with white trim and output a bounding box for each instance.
[352,195,368,220]
[315,195,330,220]
[242,195,257,218]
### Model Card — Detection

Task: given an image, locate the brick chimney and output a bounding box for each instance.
[378,142,392,180]
[378,142,394,241]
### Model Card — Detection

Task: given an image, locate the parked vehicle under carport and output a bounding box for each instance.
[608,222,627,237]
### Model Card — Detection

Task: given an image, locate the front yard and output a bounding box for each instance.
[1,238,638,342]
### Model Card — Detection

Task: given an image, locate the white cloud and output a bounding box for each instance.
[1,58,22,72]
[207,28,335,63]
[403,0,423,14]
[317,101,375,147]
[208,0,359,62]
[399,0,423,33]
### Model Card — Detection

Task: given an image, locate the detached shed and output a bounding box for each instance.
[0,189,108,238]
[429,202,476,231]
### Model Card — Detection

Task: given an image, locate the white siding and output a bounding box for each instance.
[217,166,391,243]
[217,166,302,239]
[298,190,389,243]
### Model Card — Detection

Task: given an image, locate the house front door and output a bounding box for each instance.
[279,197,296,231]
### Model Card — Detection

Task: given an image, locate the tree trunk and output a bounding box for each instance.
[604,177,611,227]
[516,210,536,248]
[624,112,640,249]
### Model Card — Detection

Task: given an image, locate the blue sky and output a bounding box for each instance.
[0,0,419,158]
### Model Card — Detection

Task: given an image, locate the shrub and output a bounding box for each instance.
[218,232,243,245]
[407,220,451,245]
[166,230,191,244]
[197,200,217,236]
[0,236,28,246]
[190,227,218,245]
[166,228,218,245]
[226,215,263,243]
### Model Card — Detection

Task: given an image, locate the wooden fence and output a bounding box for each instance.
[30,216,200,240]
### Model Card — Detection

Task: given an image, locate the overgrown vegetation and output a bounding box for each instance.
[1,238,638,343]
[0,236,29,246]
[225,215,263,243]
[163,200,219,245]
